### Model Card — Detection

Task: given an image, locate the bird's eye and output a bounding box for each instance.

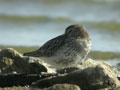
[68,29,72,33]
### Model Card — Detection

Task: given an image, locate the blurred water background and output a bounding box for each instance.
[0,0,120,65]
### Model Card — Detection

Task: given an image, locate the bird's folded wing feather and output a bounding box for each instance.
[23,34,66,57]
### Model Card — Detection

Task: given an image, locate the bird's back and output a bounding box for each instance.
[23,34,66,57]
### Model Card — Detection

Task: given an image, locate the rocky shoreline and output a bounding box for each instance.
[0,48,120,90]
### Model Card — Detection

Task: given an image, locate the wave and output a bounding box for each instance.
[88,51,120,60]
[93,0,120,2]
[86,22,120,31]
[0,14,120,31]
[0,14,72,22]
[0,14,120,23]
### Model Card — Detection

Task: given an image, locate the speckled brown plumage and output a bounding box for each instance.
[24,24,91,68]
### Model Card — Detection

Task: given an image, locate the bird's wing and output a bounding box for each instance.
[23,34,66,57]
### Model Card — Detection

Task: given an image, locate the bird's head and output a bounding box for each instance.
[65,24,90,41]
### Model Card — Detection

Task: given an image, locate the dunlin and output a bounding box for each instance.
[24,25,91,68]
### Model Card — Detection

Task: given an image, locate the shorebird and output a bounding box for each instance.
[24,24,91,68]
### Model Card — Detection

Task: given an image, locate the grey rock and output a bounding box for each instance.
[0,86,31,90]
[57,59,118,75]
[32,60,120,90]
[0,84,80,90]
[57,67,80,74]
[44,84,80,90]
[0,48,55,74]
